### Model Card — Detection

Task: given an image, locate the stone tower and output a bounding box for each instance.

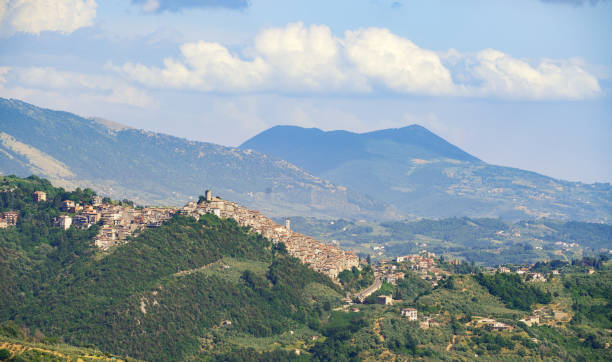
[285,218,291,231]
[205,190,212,202]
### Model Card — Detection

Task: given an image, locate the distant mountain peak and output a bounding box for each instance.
[241,124,480,175]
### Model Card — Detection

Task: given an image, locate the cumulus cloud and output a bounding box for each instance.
[254,23,368,91]
[132,0,249,13]
[1,66,154,108]
[464,49,600,100]
[119,41,270,92]
[0,0,97,36]
[114,22,601,100]
[344,27,455,95]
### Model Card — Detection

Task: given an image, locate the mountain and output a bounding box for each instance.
[0,98,391,219]
[241,125,612,222]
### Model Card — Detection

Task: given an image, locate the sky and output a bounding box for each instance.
[0,0,610,183]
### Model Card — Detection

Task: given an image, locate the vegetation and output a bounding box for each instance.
[338,265,374,292]
[474,272,552,311]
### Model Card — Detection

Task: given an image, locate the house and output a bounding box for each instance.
[498,266,510,273]
[59,215,72,230]
[1,211,19,226]
[378,295,393,305]
[61,200,76,212]
[33,191,46,202]
[519,316,539,327]
[73,215,90,228]
[485,322,512,332]
[528,273,546,282]
[401,308,418,321]
[92,195,103,206]
[83,210,100,223]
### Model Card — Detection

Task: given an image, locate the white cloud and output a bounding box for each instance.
[119,41,270,92]
[1,66,154,108]
[254,23,368,91]
[467,49,601,100]
[344,27,455,95]
[114,22,602,100]
[0,0,97,37]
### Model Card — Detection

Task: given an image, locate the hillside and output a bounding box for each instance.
[0,97,390,219]
[0,176,343,360]
[241,125,612,222]
[0,176,609,360]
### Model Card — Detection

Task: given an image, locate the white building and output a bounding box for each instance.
[401,308,418,321]
[59,215,72,230]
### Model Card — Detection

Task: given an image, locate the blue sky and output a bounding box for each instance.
[0,0,610,183]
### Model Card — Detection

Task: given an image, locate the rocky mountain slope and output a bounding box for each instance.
[241,125,612,222]
[0,98,389,219]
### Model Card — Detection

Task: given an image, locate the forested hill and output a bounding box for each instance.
[241,125,612,222]
[0,97,389,220]
[0,175,343,361]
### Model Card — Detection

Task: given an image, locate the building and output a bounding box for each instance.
[205,190,212,202]
[519,316,539,327]
[528,273,546,282]
[401,308,418,321]
[33,191,46,202]
[61,200,76,212]
[378,295,393,305]
[485,322,512,332]
[92,195,103,206]
[59,215,72,230]
[285,218,291,231]
[1,211,19,226]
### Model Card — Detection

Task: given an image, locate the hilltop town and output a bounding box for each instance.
[182,191,360,278]
[17,189,359,279]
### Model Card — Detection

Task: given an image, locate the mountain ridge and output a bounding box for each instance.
[240,124,612,222]
[0,97,394,219]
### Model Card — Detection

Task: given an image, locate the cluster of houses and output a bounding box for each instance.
[375,253,447,286]
[92,204,176,250]
[554,241,580,251]
[495,266,548,282]
[45,194,175,250]
[181,191,360,279]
